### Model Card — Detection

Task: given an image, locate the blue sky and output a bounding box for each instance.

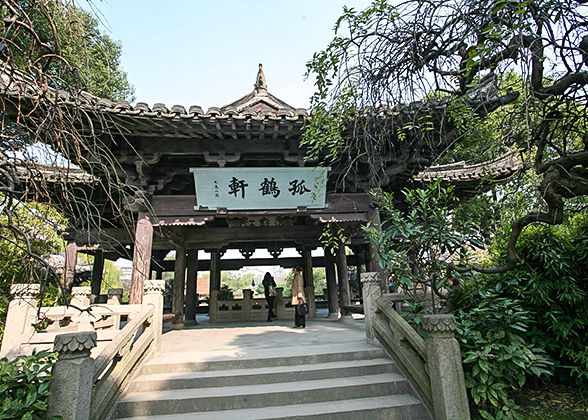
[86,0,375,110]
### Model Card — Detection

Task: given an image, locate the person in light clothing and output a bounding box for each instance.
[291,266,306,328]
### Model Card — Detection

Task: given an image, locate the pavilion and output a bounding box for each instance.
[1,64,521,325]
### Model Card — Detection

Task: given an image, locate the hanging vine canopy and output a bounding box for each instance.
[0,0,136,297]
[305,0,588,274]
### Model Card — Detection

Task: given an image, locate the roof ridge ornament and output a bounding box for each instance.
[254,63,267,94]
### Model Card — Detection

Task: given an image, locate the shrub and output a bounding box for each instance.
[482,214,588,388]
[0,350,58,420]
[455,293,552,420]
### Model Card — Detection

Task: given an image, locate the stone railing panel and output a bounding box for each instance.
[362,271,471,420]
[374,297,432,409]
[209,288,295,323]
[44,279,164,420]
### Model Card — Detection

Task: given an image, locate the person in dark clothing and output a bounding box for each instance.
[262,272,277,322]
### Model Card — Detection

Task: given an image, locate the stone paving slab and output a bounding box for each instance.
[157,312,367,362]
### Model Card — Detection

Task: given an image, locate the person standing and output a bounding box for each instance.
[262,272,277,322]
[291,266,306,328]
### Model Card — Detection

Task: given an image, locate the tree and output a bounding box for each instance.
[0,0,136,306]
[305,0,588,276]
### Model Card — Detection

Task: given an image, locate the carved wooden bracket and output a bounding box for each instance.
[203,151,241,168]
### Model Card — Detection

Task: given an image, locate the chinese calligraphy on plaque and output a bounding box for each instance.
[190,167,330,210]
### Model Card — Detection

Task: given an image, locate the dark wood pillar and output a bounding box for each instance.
[90,250,104,301]
[129,217,153,305]
[64,241,77,293]
[209,250,221,291]
[303,248,316,318]
[324,248,339,318]
[356,258,363,299]
[336,244,352,318]
[172,247,186,329]
[184,249,199,326]
[367,207,383,272]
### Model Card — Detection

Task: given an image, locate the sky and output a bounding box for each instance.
[85,0,375,110]
[86,1,380,264]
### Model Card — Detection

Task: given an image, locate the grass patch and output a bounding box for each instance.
[514,384,588,420]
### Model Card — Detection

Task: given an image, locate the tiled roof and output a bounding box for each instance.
[412,150,522,183]
[16,162,98,184]
[0,62,308,125]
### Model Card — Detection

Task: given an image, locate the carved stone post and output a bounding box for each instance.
[275,287,285,320]
[70,287,91,307]
[422,314,471,420]
[46,331,97,420]
[143,279,165,355]
[243,289,253,321]
[107,288,123,305]
[172,247,186,329]
[184,249,199,326]
[209,289,218,323]
[129,217,153,304]
[361,272,383,345]
[90,250,104,302]
[0,284,39,359]
[324,248,339,318]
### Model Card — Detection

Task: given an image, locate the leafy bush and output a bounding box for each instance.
[455,294,552,420]
[363,180,483,311]
[0,350,58,420]
[495,220,588,387]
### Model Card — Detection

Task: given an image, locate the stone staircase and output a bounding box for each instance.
[115,342,432,420]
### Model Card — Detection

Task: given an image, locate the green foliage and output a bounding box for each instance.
[312,268,327,295]
[456,294,553,420]
[301,86,357,164]
[280,271,294,297]
[220,272,256,295]
[0,350,58,420]
[319,223,348,254]
[492,215,588,387]
[0,201,66,340]
[0,0,134,101]
[363,180,483,309]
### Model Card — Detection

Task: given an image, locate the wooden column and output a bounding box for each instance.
[324,248,339,318]
[336,243,352,318]
[356,258,363,299]
[64,241,77,293]
[172,247,186,329]
[184,249,199,326]
[129,217,153,304]
[209,250,220,291]
[367,207,383,272]
[90,250,104,302]
[303,248,316,318]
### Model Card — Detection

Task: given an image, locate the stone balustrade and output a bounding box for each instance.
[0,285,146,359]
[41,279,164,420]
[361,272,471,420]
[209,287,299,323]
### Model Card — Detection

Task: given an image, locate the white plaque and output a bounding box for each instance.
[190,167,330,210]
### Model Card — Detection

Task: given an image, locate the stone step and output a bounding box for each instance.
[139,343,386,375]
[129,358,397,392]
[117,373,410,417]
[116,394,431,420]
